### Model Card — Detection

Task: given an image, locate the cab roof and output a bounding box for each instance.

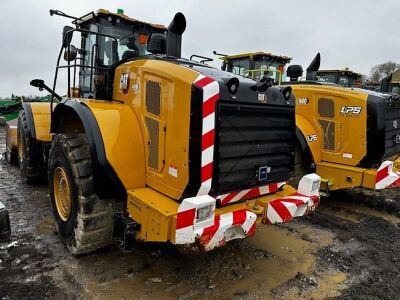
[317,69,362,77]
[389,68,400,83]
[77,9,166,30]
[222,52,292,63]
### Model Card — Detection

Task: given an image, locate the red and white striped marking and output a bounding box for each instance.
[176,207,256,251]
[264,193,319,224]
[217,182,286,206]
[193,75,220,196]
[375,161,400,189]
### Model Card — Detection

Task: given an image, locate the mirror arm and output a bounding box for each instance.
[30,80,62,101]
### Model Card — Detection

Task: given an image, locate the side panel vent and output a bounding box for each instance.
[146,81,161,116]
[145,117,160,170]
[318,119,335,151]
[318,98,335,118]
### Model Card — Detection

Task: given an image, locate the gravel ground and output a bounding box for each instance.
[0,125,400,300]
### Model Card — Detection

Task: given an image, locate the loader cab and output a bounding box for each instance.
[317,69,363,88]
[380,68,400,95]
[55,9,166,100]
[221,52,292,85]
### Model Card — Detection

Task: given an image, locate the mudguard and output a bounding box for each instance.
[22,102,53,142]
[296,114,322,167]
[52,100,146,199]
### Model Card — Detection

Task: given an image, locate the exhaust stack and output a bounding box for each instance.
[167,12,186,58]
[306,52,321,81]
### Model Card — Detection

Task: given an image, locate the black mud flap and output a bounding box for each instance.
[0,202,11,239]
[112,212,139,252]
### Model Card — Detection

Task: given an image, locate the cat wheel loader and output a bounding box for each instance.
[5,9,321,255]
[218,51,400,196]
[317,68,363,88]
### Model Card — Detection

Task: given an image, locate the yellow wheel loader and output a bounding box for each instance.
[218,51,400,195]
[316,68,363,88]
[6,9,321,254]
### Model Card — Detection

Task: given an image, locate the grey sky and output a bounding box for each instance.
[0,0,399,97]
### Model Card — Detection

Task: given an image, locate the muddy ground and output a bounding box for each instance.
[0,126,400,300]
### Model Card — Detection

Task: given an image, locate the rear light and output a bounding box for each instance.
[196,204,214,222]
[298,173,321,196]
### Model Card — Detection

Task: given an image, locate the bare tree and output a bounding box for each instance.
[369,61,400,82]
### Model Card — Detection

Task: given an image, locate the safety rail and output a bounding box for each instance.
[243,68,283,85]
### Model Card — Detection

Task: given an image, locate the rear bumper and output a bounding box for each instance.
[317,159,400,190]
[175,174,321,252]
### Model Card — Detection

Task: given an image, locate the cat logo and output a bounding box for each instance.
[258,93,267,103]
[120,73,129,91]
[340,106,362,115]
[307,134,317,142]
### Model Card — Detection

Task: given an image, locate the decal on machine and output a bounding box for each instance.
[120,73,129,90]
[307,134,318,142]
[340,106,362,115]
[258,93,267,103]
[298,98,309,105]
[394,135,400,144]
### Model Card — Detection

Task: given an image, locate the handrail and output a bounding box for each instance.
[51,28,119,116]
[243,68,283,85]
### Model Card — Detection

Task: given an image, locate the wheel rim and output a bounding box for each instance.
[18,130,24,164]
[53,166,72,221]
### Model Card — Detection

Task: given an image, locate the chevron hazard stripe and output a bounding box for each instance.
[217,182,286,206]
[375,161,400,189]
[193,75,220,196]
[264,193,320,224]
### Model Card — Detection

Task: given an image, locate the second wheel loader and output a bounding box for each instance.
[218,51,400,195]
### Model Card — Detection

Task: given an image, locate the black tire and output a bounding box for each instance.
[48,133,119,255]
[288,143,307,188]
[5,124,18,165]
[17,110,46,183]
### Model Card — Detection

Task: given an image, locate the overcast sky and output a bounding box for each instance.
[0,0,399,97]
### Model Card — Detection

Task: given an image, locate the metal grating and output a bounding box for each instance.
[384,107,400,158]
[213,102,295,195]
[318,98,335,118]
[318,119,335,151]
[145,117,159,170]
[146,81,161,116]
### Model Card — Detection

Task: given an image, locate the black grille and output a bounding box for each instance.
[384,106,400,158]
[211,101,295,195]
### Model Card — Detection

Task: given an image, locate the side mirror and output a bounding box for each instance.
[62,25,74,48]
[221,61,227,71]
[30,79,45,90]
[63,45,78,62]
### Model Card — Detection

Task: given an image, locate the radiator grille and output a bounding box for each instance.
[318,98,335,118]
[319,119,335,151]
[146,81,161,116]
[212,102,295,195]
[145,117,159,169]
